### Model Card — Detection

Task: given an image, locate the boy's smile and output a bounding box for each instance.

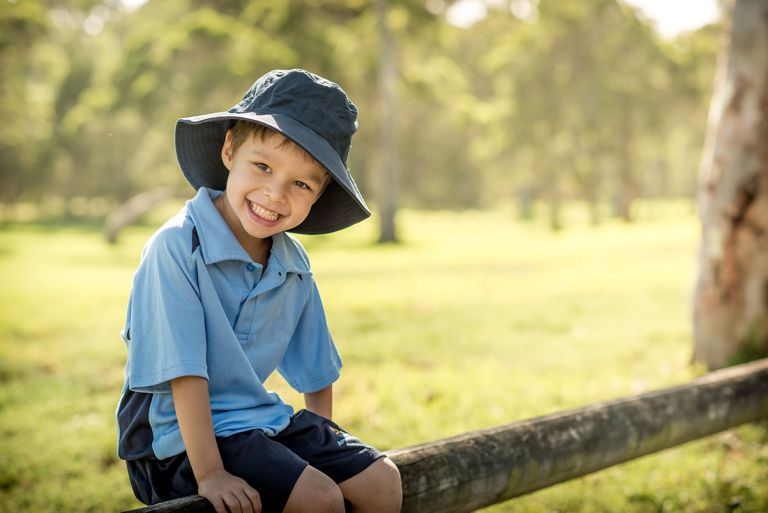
[215,129,329,260]
[248,201,280,223]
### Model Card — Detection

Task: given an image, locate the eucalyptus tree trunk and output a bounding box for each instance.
[693,0,768,369]
[614,108,636,222]
[377,0,399,243]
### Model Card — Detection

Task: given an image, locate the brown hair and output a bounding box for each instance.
[228,120,317,164]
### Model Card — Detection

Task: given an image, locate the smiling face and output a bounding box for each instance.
[215,125,330,257]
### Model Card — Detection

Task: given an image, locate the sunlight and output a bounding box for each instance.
[120,0,149,11]
[623,0,720,38]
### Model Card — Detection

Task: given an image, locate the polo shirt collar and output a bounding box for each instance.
[187,188,311,275]
[270,231,312,274]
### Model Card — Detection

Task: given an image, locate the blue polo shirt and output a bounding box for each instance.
[116,187,342,461]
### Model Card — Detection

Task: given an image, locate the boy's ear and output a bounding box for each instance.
[221,130,234,171]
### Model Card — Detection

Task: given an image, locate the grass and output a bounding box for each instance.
[0,200,766,512]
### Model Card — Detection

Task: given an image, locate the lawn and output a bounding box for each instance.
[0,201,766,513]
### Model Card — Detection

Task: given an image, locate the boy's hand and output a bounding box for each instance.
[198,468,261,513]
[171,377,260,513]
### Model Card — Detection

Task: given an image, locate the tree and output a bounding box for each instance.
[0,0,721,227]
[693,0,768,369]
[468,0,680,228]
[377,0,399,243]
[0,0,48,201]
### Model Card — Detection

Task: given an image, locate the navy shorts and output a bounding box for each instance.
[126,410,384,513]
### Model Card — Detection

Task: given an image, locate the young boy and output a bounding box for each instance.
[116,69,402,513]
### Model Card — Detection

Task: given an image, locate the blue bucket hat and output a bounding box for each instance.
[174,69,370,234]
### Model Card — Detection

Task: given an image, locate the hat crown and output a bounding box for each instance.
[229,69,358,164]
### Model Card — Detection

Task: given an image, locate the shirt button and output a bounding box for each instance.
[246,263,256,272]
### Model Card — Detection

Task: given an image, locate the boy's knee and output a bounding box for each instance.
[286,466,344,513]
[315,481,345,513]
[382,458,403,499]
[369,458,403,509]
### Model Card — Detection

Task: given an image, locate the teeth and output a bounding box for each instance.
[250,201,280,221]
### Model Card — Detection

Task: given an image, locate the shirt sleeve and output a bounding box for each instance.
[125,229,208,393]
[277,278,342,393]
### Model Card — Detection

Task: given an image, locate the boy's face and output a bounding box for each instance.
[216,129,330,248]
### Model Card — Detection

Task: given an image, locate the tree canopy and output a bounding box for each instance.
[1,0,720,226]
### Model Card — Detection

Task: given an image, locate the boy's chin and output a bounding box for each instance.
[242,211,309,236]
[245,222,298,238]
[244,226,280,239]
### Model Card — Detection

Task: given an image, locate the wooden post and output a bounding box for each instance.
[122,358,768,513]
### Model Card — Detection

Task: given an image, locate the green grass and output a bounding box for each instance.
[1,201,766,512]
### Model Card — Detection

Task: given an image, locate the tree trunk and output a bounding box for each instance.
[104,187,174,244]
[614,109,636,222]
[517,185,535,221]
[377,0,399,243]
[546,169,562,231]
[693,0,768,369]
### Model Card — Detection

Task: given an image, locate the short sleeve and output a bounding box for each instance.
[277,278,342,393]
[125,229,208,393]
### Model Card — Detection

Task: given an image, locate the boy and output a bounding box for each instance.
[116,69,402,513]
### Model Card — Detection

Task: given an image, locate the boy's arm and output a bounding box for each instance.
[171,376,261,513]
[304,384,333,419]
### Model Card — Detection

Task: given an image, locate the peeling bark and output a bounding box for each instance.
[694,0,768,369]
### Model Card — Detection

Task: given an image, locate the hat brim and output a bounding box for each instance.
[175,112,370,235]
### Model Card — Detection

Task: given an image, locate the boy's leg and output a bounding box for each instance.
[338,457,402,513]
[283,466,345,513]
[273,410,402,513]
[282,460,402,513]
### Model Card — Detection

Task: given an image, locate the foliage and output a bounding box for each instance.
[1,204,767,512]
[0,0,720,228]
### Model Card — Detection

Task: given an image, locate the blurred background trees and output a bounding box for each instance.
[1,0,721,226]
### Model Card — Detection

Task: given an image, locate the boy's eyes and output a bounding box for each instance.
[251,162,314,192]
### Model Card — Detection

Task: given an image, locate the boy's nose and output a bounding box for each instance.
[264,182,288,202]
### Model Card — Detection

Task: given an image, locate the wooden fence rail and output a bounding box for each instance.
[125,358,768,513]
